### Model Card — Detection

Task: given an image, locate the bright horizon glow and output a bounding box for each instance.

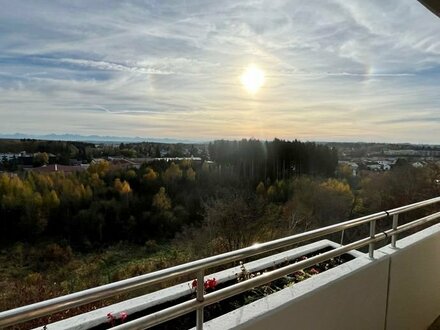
[240,65,265,94]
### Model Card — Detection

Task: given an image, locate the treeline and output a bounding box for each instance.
[0,139,208,163]
[116,142,207,159]
[208,139,338,182]
[0,139,95,164]
[0,139,94,155]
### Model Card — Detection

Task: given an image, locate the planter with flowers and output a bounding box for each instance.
[38,240,362,330]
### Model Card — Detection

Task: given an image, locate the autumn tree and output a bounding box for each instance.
[143,167,158,182]
[256,181,266,196]
[152,187,172,211]
[88,160,110,177]
[114,178,131,194]
[163,162,182,183]
[185,167,196,182]
[285,177,354,233]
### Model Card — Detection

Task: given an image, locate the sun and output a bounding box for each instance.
[240,64,265,94]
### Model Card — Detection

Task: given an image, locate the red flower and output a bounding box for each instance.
[107,312,115,326]
[309,268,319,275]
[204,278,217,290]
[192,278,217,291]
[120,311,128,323]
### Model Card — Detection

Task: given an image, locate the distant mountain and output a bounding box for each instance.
[0,133,201,144]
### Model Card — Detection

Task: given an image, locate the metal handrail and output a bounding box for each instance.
[1,196,440,329]
[112,210,440,330]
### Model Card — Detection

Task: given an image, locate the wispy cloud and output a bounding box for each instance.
[56,58,174,75]
[0,0,439,143]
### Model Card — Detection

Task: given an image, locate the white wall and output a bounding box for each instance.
[383,224,440,330]
[203,223,440,330]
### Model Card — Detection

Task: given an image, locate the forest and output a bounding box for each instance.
[0,139,338,246]
[0,138,439,327]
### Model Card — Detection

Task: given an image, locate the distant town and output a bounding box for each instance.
[326,142,440,177]
[1,138,439,176]
[0,138,208,174]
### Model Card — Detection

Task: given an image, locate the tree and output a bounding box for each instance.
[287,177,354,231]
[360,164,437,213]
[199,193,268,252]
[143,168,158,182]
[163,162,182,183]
[315,179,354,225]
[33,152,49,167]
[154,145,161,158]
[185,167,196,182]
[152,187,172,211]
[114,178,131,194]
[256,181,266,196]
[88,160,110,177]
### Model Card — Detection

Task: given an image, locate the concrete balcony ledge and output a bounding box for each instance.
[200,223,440,330]
[381,224,440,330]
[198,251,389,330]
[37,239,360,330]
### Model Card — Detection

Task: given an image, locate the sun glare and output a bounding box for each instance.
[240,64,265,94]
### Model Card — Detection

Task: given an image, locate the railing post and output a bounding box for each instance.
[196,270,204,330]
[391,214,399,248]
[369,220,376,259]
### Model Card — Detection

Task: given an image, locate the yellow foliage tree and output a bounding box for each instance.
[256,181,266,196]
[180,159,191,169]
[152,187,172,210]
[43,190,60,209]
[320,178,352,195]
[163,162,182,183]
[88,160,110,177]
[267,185,276,198]
[143,167,158,181]
[186,167,196,181]
[114,178,131,194]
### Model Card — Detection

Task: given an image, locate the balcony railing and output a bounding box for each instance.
[1,196,440,329]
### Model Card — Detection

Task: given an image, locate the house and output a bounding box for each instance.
[338,161,359,176]
[366,163,382,171]
[412,161,426,168]
[25,164,87,174]
[108,157,142,169]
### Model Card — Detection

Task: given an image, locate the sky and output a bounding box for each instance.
[0,0,440,144]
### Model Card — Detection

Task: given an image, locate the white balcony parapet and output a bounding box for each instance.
[199,223,440,330]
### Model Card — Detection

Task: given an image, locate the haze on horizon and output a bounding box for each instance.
[1,0,440,144]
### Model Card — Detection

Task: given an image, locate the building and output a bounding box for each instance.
[25,164,88,173]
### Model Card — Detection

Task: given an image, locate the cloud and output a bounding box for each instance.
[0,0,439,143]
[56,58,174,75]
